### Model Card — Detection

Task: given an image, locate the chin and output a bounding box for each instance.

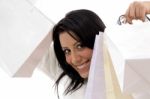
[80,73,89,79]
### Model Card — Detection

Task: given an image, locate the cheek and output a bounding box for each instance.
[66,56,71,64]
[80,49,93,58]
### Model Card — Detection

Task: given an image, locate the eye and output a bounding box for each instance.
[63,49,70,55]
[76,43,84,49]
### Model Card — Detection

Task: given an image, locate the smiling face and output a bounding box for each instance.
[59,31,93,78]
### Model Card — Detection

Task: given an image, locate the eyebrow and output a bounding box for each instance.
[61,41,80,50]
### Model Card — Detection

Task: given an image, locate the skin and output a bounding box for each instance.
[59,31,93,78]
[125,1,150,24]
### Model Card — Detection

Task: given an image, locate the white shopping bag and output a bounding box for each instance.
[84,32,106,99]
[105,22,150,99]
[0,0,54,77]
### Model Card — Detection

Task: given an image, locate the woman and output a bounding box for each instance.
[39,1,150,99]
[39,9,105,99]
[52,9,105,97]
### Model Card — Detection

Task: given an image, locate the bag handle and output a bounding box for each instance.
[117,15,150,25]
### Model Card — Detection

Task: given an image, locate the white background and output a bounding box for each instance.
[0,0,143,99]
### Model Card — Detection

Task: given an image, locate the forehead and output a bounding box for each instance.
[59,31,77,47]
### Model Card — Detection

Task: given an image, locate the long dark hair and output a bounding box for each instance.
[52,9,105,97]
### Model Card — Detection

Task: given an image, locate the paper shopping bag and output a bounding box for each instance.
[0,0,54,77]
[84,33,106,99]
[84,32,132,99]
[103,44,133,99]
[105,22,150,98]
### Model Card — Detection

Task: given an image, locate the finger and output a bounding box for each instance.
[126,16,133,24]
[135,3,140,19]
[129,2,136,19]
[125,11,133,24]
[140,7,146,22]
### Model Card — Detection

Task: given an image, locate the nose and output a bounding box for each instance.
[71,51,81,65]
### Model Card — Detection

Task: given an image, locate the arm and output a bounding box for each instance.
[125,1,150,24]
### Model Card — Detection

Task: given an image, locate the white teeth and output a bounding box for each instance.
[77,62,88,69]
[77,64,86,69]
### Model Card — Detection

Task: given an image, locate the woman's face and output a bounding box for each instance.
[59,31,93,78]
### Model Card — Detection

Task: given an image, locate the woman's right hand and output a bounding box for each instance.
[125,1,150,24]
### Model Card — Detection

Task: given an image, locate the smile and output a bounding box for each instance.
[76,60,90,69]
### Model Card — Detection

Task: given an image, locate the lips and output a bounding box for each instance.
[76,60,90,70]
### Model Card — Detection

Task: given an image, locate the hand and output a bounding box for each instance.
[125,1,150,24]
